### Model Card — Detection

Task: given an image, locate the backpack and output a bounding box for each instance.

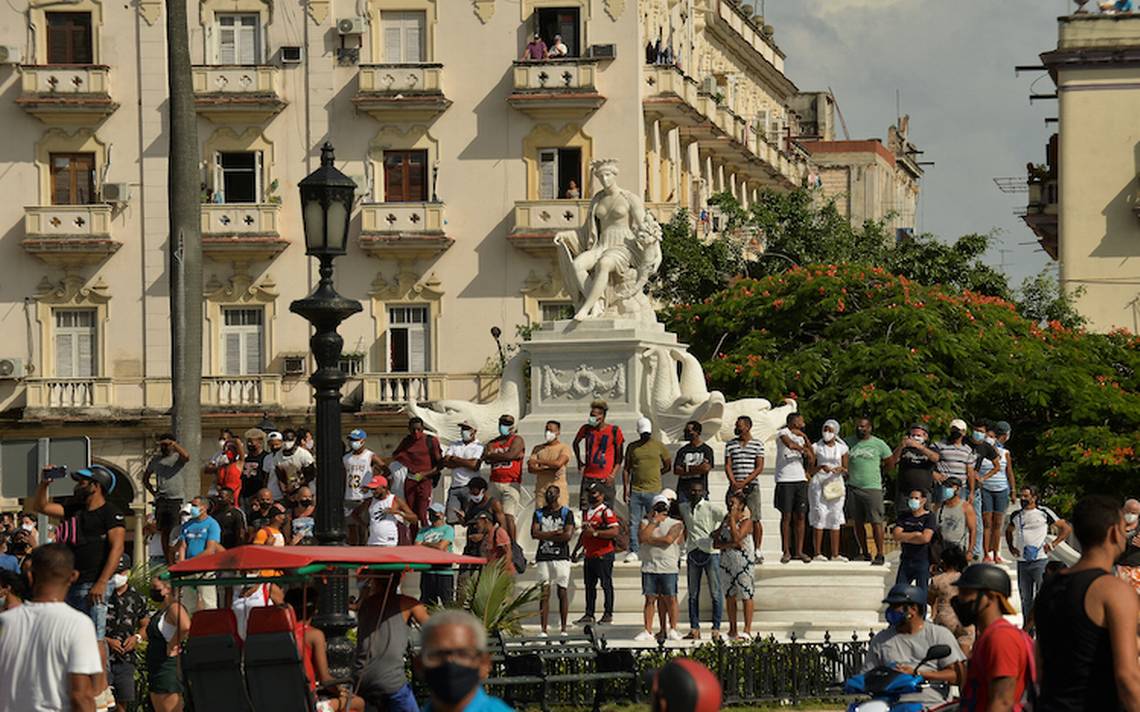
[608,510,630,553]
[511,541,528,574]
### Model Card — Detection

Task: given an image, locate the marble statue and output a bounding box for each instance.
[405,354,526,441]
[555,159,663,323]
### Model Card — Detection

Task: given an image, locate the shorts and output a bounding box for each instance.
[848,486,885,524]
[489,481,522,518]
[445,486,471,523]
[148,655,182,694]
[726,483,763,521]
[981,488,1010,514]
[579,476,616,509]
[155,497,183,532]
[535,472,570,508]
[110,660,136,702]
[66,580,113,639]
[536,560,571,589]
[641,572,678,597]
[774,481,808,514]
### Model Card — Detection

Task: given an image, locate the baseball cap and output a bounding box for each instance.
[364,475,389,489]
[660,488,677,502]
[994,421,1012,436]
[73,465,116,494]
[428,502,446,517]
[636,417,652,435]
[348,428,367,441]
[180,502,194,517]
[267,431,283,441]
[459,421,475,431]
[949,419,968,433]
[909,422,930,435]
[652,494,669,507]
[269,503,288,516]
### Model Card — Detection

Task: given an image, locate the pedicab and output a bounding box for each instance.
[166,544,485,712]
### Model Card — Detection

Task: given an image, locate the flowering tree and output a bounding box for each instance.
[668,264,1140,510]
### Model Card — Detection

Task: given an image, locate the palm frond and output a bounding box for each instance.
[449,559,541,635]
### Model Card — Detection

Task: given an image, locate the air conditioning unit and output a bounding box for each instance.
[101,182,131,204]
[587,44,616,60]
[283,356,306,376]
[0,45,21,64]
[0,357,24,380]
[280,46,303,64]
[337,17,365,35]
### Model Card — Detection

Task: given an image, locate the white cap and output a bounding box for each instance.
[949,419,968,432]
[636,417,652,435]
[267,431,283,441]
[660,488,677,501]
[652,494,669,507]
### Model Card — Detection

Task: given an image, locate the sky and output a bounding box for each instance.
[766,0,1072,288]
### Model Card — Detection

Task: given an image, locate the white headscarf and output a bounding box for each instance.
[820,419,845,446]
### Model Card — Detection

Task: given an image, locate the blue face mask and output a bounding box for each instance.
[971,431,984,443]
[499,424,511,437]
[942,487,956,501]
[885,608,907,626]
[188,505,201,518]
[907,498,921,512]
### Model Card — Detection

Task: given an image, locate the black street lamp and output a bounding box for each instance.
[289,142,362,677]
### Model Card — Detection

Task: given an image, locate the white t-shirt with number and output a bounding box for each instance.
[775,427,808,483]
[343,449,375,504]
[0,602,103,711]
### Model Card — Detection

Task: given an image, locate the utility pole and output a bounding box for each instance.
[166,0,203,498]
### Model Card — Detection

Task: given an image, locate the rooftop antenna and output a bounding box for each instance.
[827,86,851,140]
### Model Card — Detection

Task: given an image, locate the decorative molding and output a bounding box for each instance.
[35,274,111,305]
[368,270,444,303]
[203,268,279,374]
[521,0,589,22]
[520,268,571,324]
[473,0,494,23]
[603,0,625,20]
[204,268,278,304]
[305,0,328,24]
[138,0,162,25]
[368,270,445,373]
[34,275,111,378]
[541,363,625,400]
[199,0,272,26]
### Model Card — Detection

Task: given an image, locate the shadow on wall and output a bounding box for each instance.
[1091,141,1140,259]
[455,209,516,300]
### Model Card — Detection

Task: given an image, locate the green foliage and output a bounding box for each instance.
[667,264,1140,511]
[652,210,747,305]
[1015,269,1087,330]
[453,558,541,635]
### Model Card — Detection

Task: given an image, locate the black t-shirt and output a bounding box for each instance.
[213,505,247,549]
[896,511,937,559]
[56,502,125,583]
[896,447,937,495]
[245,504,271,537]
[675,443,714,494]
[971,441,1000,473]
[240,452,272,495]
[533,506,575,561]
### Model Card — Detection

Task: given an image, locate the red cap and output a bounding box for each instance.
[364,475,388,489]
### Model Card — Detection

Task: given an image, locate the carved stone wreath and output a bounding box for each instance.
[541,363,625,400]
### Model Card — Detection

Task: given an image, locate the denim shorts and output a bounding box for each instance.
[981,488,1010,514]
[66,580,113,639]
[641,572,678,597]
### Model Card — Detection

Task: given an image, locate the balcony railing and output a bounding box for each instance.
[25,378,113,409]
[354,64,450,121]
[200,203,287,261]
[201,375,282,407]
[17,65,117,124]
[509,199,590,257]
[509,59,604,118]
[23,204,120,267]
[359,201,451,259]
[191,65,285,122]
[362,373,445,406]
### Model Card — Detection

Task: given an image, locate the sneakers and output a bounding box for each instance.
[634,629,656,642]
[667,628,683,641]
[559,628,568,637]
[623,551,640,564]
[813,555,828,562]
[598,614,613,624]
[574,614,595,625]
[833,555,850,563]
[872,555,885,566]
[537,631,548,638]
[94,688,115,712]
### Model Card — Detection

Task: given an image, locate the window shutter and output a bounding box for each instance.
[408,322,427,372]
[224,332,242,375]
[218,17,236,64]
[404,16,423,62]
[383,24,402,63]
[254,151,264,202]
[243,329,261,375]
[76,331,94,378]
[55,333,74,378]
[238,16,257,65]
[539,150,557,200]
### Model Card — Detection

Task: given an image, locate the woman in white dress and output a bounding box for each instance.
[809,419,849,561]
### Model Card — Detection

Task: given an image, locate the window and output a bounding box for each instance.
[46,12,93,64]
[216,13,261,65]
[215,151,262,204]
[538,148,582,200]
[383,150,428,203]
[54,309,97,378]
[387,306,429,372]
[50,153,95,206]
[536,7,580,57]
[380,11,426,63]
[540,302,574,321]
[338,354,365,376]
[220,307,264,375]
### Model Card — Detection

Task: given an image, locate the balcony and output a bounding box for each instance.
[508,200,590,257]
[1024,176,1059,260]
[23,204,120,267]
[200,203,288,262]
[361,372,445,407]
[17,65,118,125]
[201,375,282,407]
[507,59,605,119]
[191,65,286,124]
[359,202,452,260]
[642,64,705,126]
[25,378,114,409]
[353,64,451,122]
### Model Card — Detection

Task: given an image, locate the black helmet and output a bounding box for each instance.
[882,583,926,606]
[954,563,1012,598]
[74,465,116,494]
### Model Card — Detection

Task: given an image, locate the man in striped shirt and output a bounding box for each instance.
[725,416,766,558]
[933,419,976,507]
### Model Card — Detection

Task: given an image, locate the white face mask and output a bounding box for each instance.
[544,430,557,443]
[350,440,364,451]
[20,523,33,532]
[984,436,996,445]
[303,438,314,450]
[284,440,297,450]
[1126,512,1139,525]
[822,431,836,443]
[911,434,926,445]
[470,493,484,503]
[461,429,474,443]
[111,573,129,589]
[217,439,226,449]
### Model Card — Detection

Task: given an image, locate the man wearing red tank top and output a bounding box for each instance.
[573,400,624,510]
[482,414,525,542]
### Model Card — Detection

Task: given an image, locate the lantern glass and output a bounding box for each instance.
[302,196,326,252]
[326,196,349,252]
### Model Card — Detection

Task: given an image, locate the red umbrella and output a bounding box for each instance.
[168,544,485,575]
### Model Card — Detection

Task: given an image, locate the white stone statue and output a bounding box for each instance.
[555,159,663,323]
[405,355,526,439]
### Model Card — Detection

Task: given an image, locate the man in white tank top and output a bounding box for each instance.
[353,475,417,547]
[344,428,386,543]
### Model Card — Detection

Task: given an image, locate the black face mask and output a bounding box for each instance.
[639,432,651,442]
[856,428,869,438]
[733,427,742,437]
[424,661,481,705]
[684,431,696,442]
[950,594,981,627]
[298,499,314,507]
[1019,499,1031,509]
[544,493,558,506]
[149,588,165,603]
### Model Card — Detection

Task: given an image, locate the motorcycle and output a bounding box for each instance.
[842,644,953,712]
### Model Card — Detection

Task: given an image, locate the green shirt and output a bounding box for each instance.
[626,438,670,493]
[848,436,893,489]
[680,498,726,553]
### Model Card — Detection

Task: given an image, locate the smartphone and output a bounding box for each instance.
[44,465,69,481]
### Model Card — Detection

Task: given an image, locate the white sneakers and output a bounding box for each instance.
[94,688,116,712]
[634,629,656,642]
[623,551,640,563]
[666,628,683,641]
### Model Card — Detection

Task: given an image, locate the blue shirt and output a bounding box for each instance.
[180,516,221,559]
[423,688,512,712]
[415,524,456,576]
[0,554,18,574]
